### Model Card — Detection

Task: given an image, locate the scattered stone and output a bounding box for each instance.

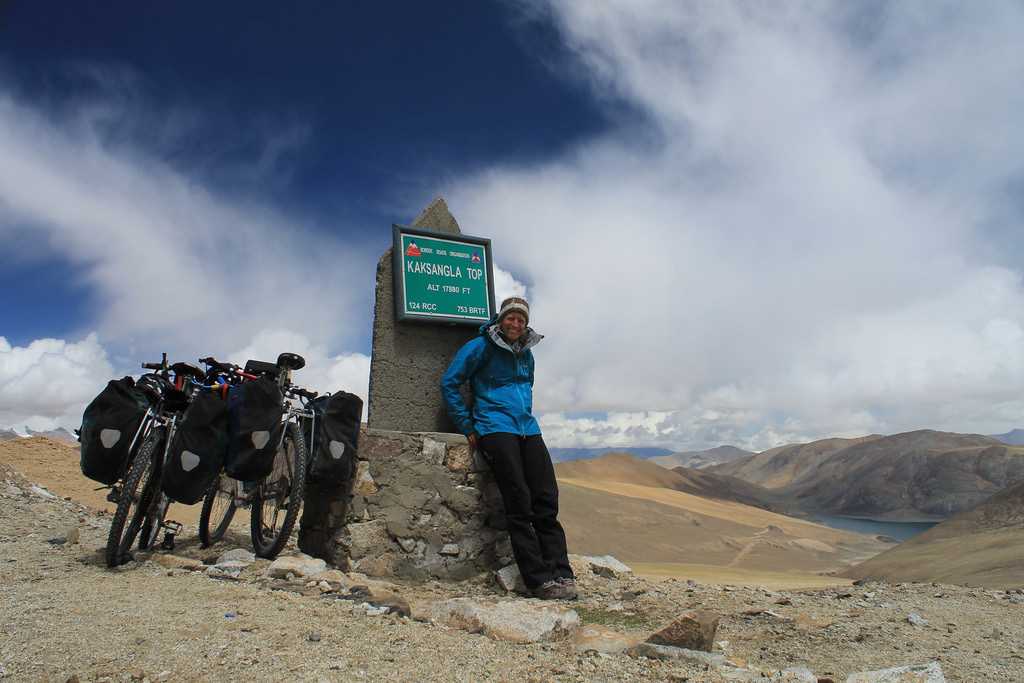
[835,592,853,600]
[645,610,719,652]
[29,485,56,499]
[152,554,204,571]
[1008,593,1024,605]
[217,548,255,564]
[266,554,327,579]
[775,597,793,606]
[794,613,834,631]
[573,624,640,654]
[307,631,321,642]
[396,537,417,553]
[429,598,579,644]
[439,543,460,556]
[626,643,726,667]
[494,564,528,594]
[907,613,928,627]
[845,661,945,682]
[156,672,171,682]
[4,484,21,497]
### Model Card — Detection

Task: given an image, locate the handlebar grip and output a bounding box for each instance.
[293,387,318,399]
[141,362,162,370]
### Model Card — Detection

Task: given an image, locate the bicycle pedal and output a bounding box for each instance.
[105,486,121,503]
[162,520,183,534]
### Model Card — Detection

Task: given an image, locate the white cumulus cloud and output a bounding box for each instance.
[450,1,1024,449]
[0,334,114,431]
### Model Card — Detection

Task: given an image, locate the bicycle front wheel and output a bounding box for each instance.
[199,474,237,547]
[250,421,306,559]
[105,428,163,567]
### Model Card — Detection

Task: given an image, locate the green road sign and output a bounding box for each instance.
[392,225,496,325]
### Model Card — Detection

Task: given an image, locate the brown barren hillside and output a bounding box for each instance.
[555,452,776,509]
[844,479,1024,589]
[707,436,879,488]
[0,436,212,525]
[709,430,1024,520]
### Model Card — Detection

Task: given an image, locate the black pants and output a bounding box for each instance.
[479,433,573,589]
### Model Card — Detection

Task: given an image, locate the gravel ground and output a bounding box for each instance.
[1,463,1022,682]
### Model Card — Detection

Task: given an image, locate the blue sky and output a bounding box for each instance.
[0,1,611,346]
[3,2,1024,450]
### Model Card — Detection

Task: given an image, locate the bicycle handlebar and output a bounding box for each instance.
[199,356,259,381]
[141,362,163,370]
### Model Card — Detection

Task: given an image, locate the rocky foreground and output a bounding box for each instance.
[1,464,1022,682]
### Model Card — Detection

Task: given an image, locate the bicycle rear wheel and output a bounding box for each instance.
[250,421,306,559]
[199,475,237,547]
[105,428,163,567]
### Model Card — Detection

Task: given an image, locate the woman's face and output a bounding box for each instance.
[499,311,527,342]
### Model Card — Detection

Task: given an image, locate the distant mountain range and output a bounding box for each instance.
[0,427,77,444]
[708,429,1024,521]
[991,428,1024,445]
[648,445,754,470]
[547,446,673,463]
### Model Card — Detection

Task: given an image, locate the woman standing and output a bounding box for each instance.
[441,297,576,600]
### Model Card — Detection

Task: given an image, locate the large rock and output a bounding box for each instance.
[429,598,579,644]
[581,554,633,579]
[845,661,945,683]
[345,519,390,560]
[574,624,641,654]
[217,548,255,565]
[494,564,528,594]
[266,554,327,579]
[646,610,719,652]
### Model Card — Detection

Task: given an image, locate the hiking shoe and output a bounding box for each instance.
[556,577,578,600]
[532,580,574,600]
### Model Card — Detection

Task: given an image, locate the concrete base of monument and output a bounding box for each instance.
[298,428,512,581]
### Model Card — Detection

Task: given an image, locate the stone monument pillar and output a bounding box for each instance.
[366,197,477,433]
[299,197,508,577]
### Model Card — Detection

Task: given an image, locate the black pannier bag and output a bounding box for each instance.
[79,377,152,485]
[304,391,362,487]
[162,392,228,504]
[224,376,284,481]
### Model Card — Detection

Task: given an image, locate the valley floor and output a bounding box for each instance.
[2,459,1023,681]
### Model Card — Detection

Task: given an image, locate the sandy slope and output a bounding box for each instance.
[557,478,888,575]
[0,437,230,528]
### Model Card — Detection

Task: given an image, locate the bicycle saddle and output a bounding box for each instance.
[170,362,205,380]
[276,352,305,371]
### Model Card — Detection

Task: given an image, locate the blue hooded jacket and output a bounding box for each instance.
[441,317,543,437]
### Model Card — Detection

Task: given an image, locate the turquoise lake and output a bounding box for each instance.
[812,514,939,541]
